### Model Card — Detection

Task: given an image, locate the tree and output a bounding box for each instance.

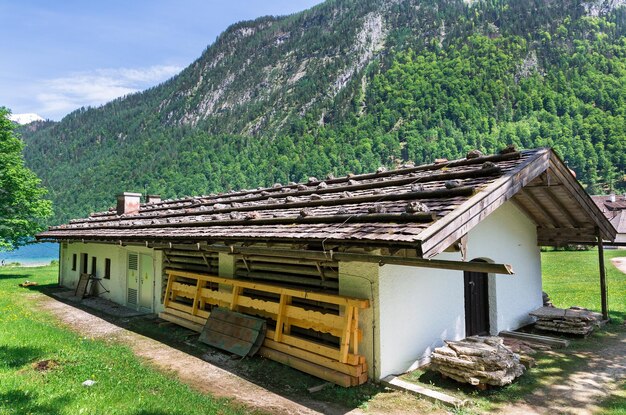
[0,108,52,250]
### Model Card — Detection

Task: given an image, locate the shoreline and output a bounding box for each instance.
[0,261,57,268]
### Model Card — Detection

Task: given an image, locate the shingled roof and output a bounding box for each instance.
[37,147,616,258]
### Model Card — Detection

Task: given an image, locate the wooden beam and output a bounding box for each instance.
[221,246,514,274]
[548,156,616,240]
[597,228,609,320]
[521,188,563,226]
[333,252,514,274]
[510,196,544,225]
[542,188,583,227]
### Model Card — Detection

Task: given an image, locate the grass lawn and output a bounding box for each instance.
[542,249,626,323]
[0,265,257,415]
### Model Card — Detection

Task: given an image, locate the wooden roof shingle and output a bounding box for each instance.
[37,148,617,257]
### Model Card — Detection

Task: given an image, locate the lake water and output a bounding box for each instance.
[0,242,58,266]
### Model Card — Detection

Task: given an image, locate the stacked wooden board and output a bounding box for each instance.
[158,269,369,387]
[530,306,603,335]
[431,336,525,388]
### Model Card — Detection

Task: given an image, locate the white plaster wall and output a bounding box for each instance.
[375,201,543,378]
[465,202,543,333]
[377,253,465,377]
[60,242,163,311]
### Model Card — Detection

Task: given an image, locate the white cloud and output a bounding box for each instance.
[35,64,183,120]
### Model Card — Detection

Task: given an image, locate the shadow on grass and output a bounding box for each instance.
[0,390,71,414]
[0,345,44,369]
[36,288,377,414]
[595,386,626,415]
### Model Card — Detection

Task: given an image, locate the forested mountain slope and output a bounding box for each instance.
[20,0,626,223]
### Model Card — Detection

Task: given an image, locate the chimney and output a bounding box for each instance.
[609,193,616,203]
[146,194,161,204]
[116,192,142,215]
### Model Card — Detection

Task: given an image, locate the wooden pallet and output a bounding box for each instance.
[159,269,369,387]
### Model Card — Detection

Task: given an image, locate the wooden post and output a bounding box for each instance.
[597,228,609,321]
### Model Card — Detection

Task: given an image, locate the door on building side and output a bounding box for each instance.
[464,259,490,336]
[127,252,154,312]
[139,254,154,311]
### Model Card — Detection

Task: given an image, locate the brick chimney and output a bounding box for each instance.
[146,194,161,204]
[116,192,142,215]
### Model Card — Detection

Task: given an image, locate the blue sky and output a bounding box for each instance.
[0,0,323,121]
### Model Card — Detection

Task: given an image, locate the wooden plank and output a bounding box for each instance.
[163,306,207,325]
[171,281,198,296]
[516,191,558,226]
[191,278,203,315]
[499,330,570,348]
[245,262,339,278]
[284,305,345,336]
[382,375,466,408]
[163,273,175,308]
[258,347,354,387]
[542,186,583,227]
[333,252,514,275]
[339,307,354,363]
[159,312,204,332]
[166,269,369,308]
[241,255,336,267]
[265,329,360,366]
[548,157,616,240]
[230,286,242,311]
[274,294,288,342]
[351,308,359,355]
[510,196,545,225]
[522,188,565,226]
[236,296,280,315]
[262,338,365,377]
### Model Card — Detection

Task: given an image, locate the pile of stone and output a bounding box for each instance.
[530,306,603,335]
[430,336,525,387]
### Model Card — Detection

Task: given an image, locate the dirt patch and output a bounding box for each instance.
[493,332,626,414]
[38,296,357,415]
[32,359,58,372]
[611,257,626,274]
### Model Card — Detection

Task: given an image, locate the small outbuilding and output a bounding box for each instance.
[38,147,616,386]
[592,194,626,246]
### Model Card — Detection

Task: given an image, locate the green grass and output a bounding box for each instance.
[0,265,256,415]
[542,249,626,323]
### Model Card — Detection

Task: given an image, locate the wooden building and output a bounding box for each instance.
[38,147,616,386]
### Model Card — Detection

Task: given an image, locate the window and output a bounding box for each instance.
[91,256,97,276]
[104,258,111,280]
[81,253,88,274]
[72,254,77,271]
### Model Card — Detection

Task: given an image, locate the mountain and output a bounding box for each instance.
[19,0,626,224]
[10,113,44,125]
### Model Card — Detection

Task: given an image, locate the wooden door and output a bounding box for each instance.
[464,261,489,336]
